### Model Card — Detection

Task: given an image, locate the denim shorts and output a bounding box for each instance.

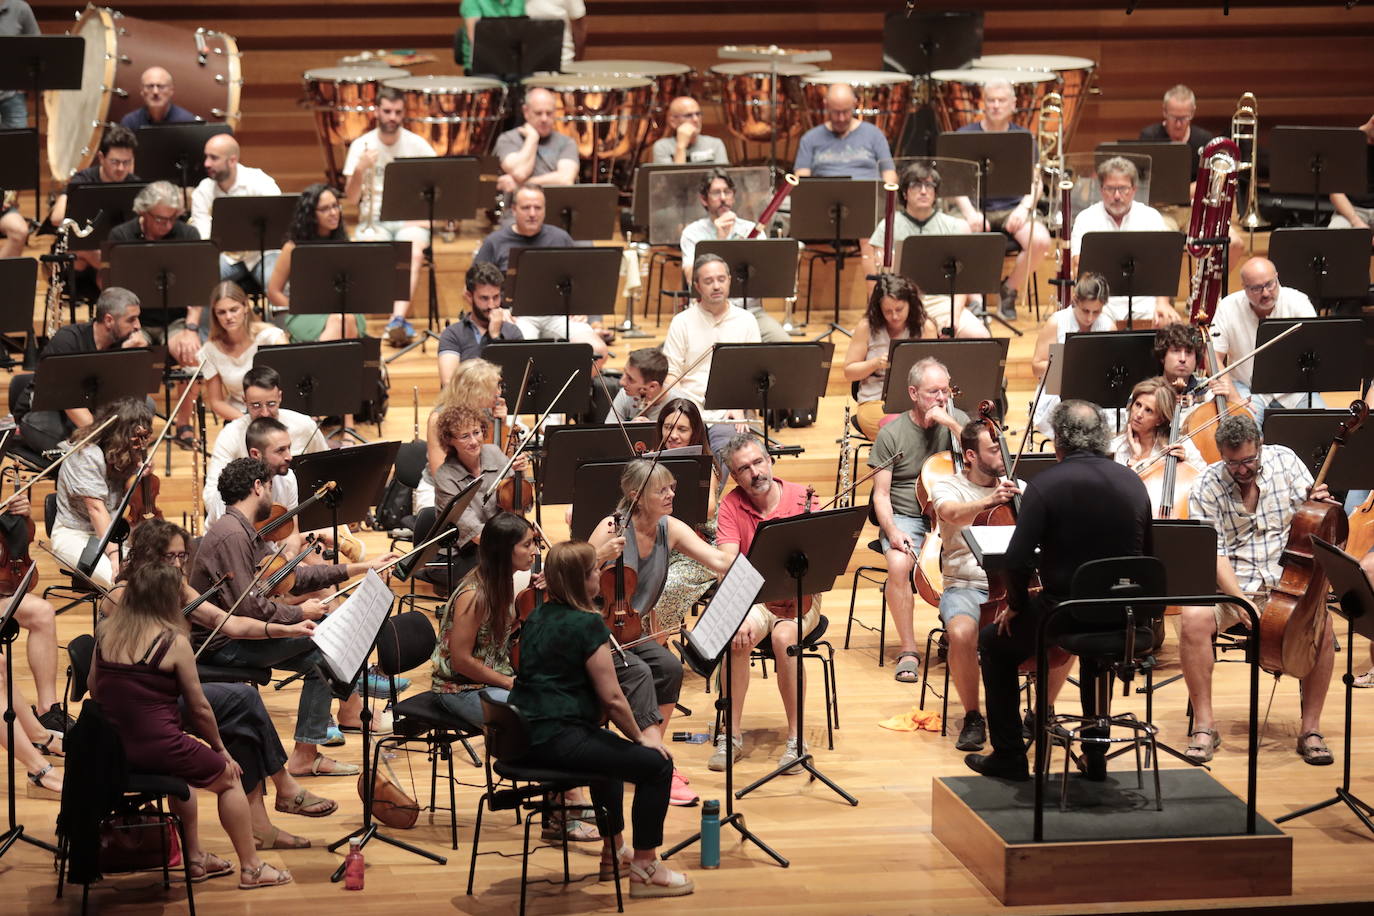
[879,512,929,554]
[939,586,988,627]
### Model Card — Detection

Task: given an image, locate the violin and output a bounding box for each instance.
[0,455,37,598]
[599,512,644,644]
[1258,400,1366,679]
[510,529,546,670]
[256,482,338,543]
[126,468,163,529]
[254,536,322,598]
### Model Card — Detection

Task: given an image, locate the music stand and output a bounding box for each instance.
[471,17,563,78]
[1096,142,1192,206]
[1077,230,1185,331]
[540,185,620,240]
[253,340,365,420]
[936,130,1034,219]
[134,122,234,205]
[1263,409,1374,491]
[0,128,38,224]
[569,455,712,540]
[882,338,1008,416]
[539,424,659,505]
[289,440,401,554]
[505,247,622,342]
[30,349,161,412]
[1268,126,1368,227]
[0,36,83,207]
[1285,536,1374,836]
[484,341,595,416]
[1250,317,1365,409]
[380,156,483,353]
[695,238,799,305]
[0,257,36,369]
[704,343,827,455]
[106,239,220,338]
[64,181,145,250]
[210,195,298,299]
[734,505,867,804]
[896,232,1015,335]
[880,10,983,156]
[290,241,399,336]
[1267,227,1374,307]
[1057,331,1158,426]
[790,178,879,331]
[394,479,482,588]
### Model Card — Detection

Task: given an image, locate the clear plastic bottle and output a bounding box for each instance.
[700,799,720,869]
[343,837,365,890]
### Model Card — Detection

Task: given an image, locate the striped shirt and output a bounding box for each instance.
[1187,444,1313,594]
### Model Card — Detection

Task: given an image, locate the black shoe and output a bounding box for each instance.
[1082,752,1108,782]
[965,752,1030,781]
[998,287,1019,321]
[1021,709,1034,741]
[955,712,987,752]
[35,704,75,734]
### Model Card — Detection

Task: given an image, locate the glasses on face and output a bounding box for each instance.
[147,212,179,225]
[1244,277,1278,296]
[162,551,189,563]
[246,400,280,412]
[1101,184,1134,197]
[911,181,938,192]
[706,188,733,199]
[919,387,952,400]
[1165,114,1193,124]
[143,83,171,92]
[1223,453,1260,470]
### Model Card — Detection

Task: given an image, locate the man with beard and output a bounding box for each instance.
[710,433,820,775]
[190,133,283,293]
[342,86,435,347]
[437,261,524,382]
[190,458,396,778]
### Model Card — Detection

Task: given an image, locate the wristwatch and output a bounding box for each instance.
[184,322,200,332]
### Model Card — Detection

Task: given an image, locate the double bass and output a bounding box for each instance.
[1258,400,1366,679]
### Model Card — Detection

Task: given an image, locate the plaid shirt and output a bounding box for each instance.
[1187,444,1313,594]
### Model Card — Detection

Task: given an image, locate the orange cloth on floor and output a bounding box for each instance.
[877,707,944,733]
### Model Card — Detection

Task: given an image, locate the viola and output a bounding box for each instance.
[1259,400,1366,679]
[258,504,296,542]
[510,529,546,670]
[599,513,644,645]
[126,469,163,529]
[254,537,321,598]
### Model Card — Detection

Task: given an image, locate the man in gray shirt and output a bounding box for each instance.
[493,87,579,201]
[651,96,730,165]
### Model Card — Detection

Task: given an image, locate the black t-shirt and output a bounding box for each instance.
[1350,145,1374,209]
[65,165,142,190]
[41,322,98,358]
[107,216,200,244]
[1138,122,1216,183]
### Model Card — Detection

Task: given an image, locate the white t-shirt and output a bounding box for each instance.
[1210,285,1316,395]
[198,326,289,413]
[661,302,760,423]
[1070,199,1170,322]
[1032,306,1118,437]
[190,164,283,267]
[524,0,586,66]
[342,127,437,226]
[203,407,330,508]
[204,469,299,526]
[929,472,998,591]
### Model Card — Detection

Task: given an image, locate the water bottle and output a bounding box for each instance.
[700,799,720,869]
[343,837,365,890]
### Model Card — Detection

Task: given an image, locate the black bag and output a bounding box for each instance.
[374,477,413,532]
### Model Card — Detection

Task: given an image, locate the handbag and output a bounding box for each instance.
[99,806,182,873]
[358,757,419,829]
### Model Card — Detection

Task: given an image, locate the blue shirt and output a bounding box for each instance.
[795,121,894,180]
[955,121,1030,211]
[437,313,524,361]
[121,103,200,129]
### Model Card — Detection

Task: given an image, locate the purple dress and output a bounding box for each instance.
[94,631,226,787]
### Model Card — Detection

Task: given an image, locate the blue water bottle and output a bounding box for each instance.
[700,799,720,869]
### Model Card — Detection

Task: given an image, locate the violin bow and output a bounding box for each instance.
[34,539,112,600]
[193,537,293,658]
[482,368,581,504]
[320,519,470,604]
[1011,352,1053,481]
[1132,396,1255,474]
[504,356,534,454]
[6,415,117,504]
[816,450,903,511]
[637,346,715,416]
[255,480,338,540]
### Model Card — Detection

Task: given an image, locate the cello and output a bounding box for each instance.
[1131,385,1197,520]
[1258,400,1366,679]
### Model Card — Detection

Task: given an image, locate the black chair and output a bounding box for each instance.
[373,610,484,850]
[844,502,891,665]
[383,439,428,552]
[1041,556,1166,812]
[41,492,104,620]
[467,693,623,916]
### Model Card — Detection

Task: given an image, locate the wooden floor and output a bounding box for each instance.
[3,223,1374,914]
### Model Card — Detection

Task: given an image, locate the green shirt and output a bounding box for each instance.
[459,0,525,71]
[868,407,969,518]
[507,600,608,746]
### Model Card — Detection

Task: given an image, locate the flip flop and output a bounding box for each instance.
[894,651,921,684]
[253,826,312,850]
[274,788,337,817]
[287,753,360,778]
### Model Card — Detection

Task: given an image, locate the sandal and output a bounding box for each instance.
[187,851,234,883]
[274,788,337,818]
[238,861,293,890]
[287,752,359,778]
[1297,731,1334,766]
[26,763,61,800]
[1353,669,1374,689]
[1184,728,1220,764]
[628,859,695,898]
[34,730,65,763]
[541,806,601,843]
[598,843,633,880]
[253,826,312,850]
[172,425,198,451]
[894,651,921,684]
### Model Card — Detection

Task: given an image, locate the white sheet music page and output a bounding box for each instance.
[689,555,763,661]
[311,570,394,682]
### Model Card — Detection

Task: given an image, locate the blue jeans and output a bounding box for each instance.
[201,636,337,745]
[0,94,27,129]
[1231,378,1326,427]
[940,586,988,627]
[880,512,929,553]
[435,687,508,729]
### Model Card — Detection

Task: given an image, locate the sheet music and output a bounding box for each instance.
[311,570,394,683]
[964,524,1016,562]
[688,555,763,661]
[644,444,704,458]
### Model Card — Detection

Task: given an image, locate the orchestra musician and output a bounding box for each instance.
[1108,376,1207,474]
[50,396,155,587]
[1327,112,1374,241]
[267,183,367,342]
[436,261,524,380]
[589,459,732,805]
[652,96,729,165]
[966,400,1153,782]
[1179,414,1336,765]
[0,665,63,799]
[507,539,695,898]
[493,88,580,201]
[1070,156,1179,329]
[1,491,68,734]
[50,125,138,230]
[120,66,200,129]
[869,357,968,683]
[844,274,940,441]
[189,457,396,779]
[863,162,988,338]
[342,85,434,347]
[199,281,289,423]
[1155,322,1237,421]
[0,0,38,130]
[1030,272,1116,439]
[431,405,528,575]
[191,134,283,293]
[607,347,668,424]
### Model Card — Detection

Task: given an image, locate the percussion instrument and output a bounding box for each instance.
[44,5,242,182]
[382,75,507,157]
[927,68,1056,134]
[561,60,693,138]
[969,55,1097,146]
[303,65,410,185]
[521,74,654,186]
[709,61,818,145]
[799,70,915,148]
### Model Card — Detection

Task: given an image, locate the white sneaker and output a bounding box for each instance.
[707,735,742,772]
[778,737,805,775]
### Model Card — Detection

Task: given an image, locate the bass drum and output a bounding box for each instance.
[970,54,1097,146]
[799,70,915,148]
[44,5,242,182]
[927,68,1056,134]
[383,76,507,157]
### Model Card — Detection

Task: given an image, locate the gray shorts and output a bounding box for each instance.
[939,586,987,627]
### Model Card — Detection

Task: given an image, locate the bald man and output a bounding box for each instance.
[120,66,200,129]
[1210,256,1322,422]
[795,84,897,185]
[493,87,580,200]
[190,133,283,293]
[651,96,730,165]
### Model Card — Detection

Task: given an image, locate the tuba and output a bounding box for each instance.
[1185,136,1241,325]
[1231,92,1265,238]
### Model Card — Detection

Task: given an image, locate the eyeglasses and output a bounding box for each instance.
[910,181,939,192]
[918,387,953,399]
[1243,278,1278,296]
[246,400,280,412]
[162,551,189,563]
[1165,114,1193,124]
[1101,184,1134,196]
[1222,454,1260,470]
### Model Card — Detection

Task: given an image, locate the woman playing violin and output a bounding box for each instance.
[426,358,507,479]
[589,460,731,807]
[51,396,154,587]
[430,406,529,579]
[652,398,723,638]
[1109,376,1208,474]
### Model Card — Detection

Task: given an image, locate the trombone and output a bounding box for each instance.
[1231,91,1265,247]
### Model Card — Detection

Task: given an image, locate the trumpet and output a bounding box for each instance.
[1231,91,1265,237]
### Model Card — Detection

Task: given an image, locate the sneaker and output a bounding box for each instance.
[707,735,742,772]
[778,737,805,775]
[357,669,410,697]
[35,705,75,735]
[668,770,699,806]
[955,712,987,752]
[322,725,345,748]
[385,317,414,347]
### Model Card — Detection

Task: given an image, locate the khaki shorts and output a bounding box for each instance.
[1214,593,1263,634]
[744,593,822,643]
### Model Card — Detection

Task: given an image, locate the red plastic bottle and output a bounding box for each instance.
[343,838,365,890]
